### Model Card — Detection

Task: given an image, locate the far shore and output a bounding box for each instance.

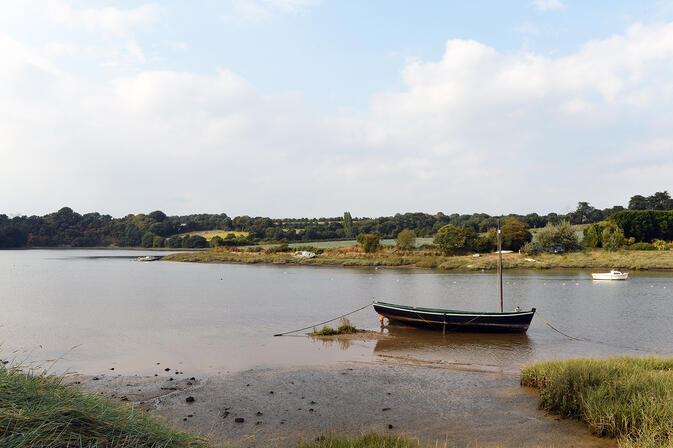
[162,246,673,271]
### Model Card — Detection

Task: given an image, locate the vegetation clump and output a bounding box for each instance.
[310,318,359,336]
[0,366,209,448]
[297,433,422,448]
[521,357,673,447]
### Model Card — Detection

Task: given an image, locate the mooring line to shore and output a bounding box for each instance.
[273,301,373,337]
[535,311,583,341]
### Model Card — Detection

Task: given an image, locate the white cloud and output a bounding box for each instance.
[2,22,673,216]
[531,0,566,12]
[46,1,159,35]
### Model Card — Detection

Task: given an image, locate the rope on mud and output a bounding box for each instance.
[273,301,373,337]
[536,311,583,341]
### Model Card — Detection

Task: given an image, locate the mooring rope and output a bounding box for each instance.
[273,301,373,336]
[535,311,583,341]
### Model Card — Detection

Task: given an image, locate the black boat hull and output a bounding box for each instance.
[373,301,535,333]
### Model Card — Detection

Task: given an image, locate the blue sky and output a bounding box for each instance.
[2,1,673,217]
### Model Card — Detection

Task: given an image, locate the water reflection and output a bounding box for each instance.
[373,326,536,372]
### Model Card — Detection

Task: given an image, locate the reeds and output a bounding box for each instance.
[521,357,673,447]
[298,433,422,448]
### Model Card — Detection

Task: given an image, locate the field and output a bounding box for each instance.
[163,246,673,271]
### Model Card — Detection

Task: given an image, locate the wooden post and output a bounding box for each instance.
[443,313,446,336]
[498,227,503,312]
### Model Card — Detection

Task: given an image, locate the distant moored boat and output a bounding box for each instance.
[591,270,628,280]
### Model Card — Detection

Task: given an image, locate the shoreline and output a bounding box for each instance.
[162,248,673,272]
[69,360,614,448]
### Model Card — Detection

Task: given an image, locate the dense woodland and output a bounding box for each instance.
[1,191,672,249]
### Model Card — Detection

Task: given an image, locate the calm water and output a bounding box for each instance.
[1,249,672,376]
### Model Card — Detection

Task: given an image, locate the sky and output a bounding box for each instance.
[2,1,673,218]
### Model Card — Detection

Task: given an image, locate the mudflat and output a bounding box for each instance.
[71,361,614,448]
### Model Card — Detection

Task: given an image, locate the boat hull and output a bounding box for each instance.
[591,273,628,280]
[373,301,535,333]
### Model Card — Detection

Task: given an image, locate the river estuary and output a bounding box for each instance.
[1,249,672,376]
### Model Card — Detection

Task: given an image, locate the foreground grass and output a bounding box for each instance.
[298,434,421,448]
[0,367,210,448]
[163,246,673,271]
[521,357,673,447]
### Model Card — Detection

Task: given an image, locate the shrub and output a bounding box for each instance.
[395,229,416,250]
[360,234,381,253]
[521,241,541,255]
[264,243,292,253]
[602,226,625,252]
[535,221,581,252]
[653,240,669,251]
[209,236,224,247]
[626,242,655,250]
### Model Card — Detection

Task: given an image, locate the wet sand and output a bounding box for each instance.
[70,361,615,448]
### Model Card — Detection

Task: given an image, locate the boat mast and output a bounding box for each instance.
[497,226,503,312]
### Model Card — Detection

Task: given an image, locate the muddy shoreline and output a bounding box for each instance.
[69,361,614,448]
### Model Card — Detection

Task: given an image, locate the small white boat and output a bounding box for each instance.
[137,255,161,262]
[591,270,628,280]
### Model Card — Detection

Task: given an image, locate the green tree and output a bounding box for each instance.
[434,224,476,255]
[628,195,649,210]
[152,235,165,248]
[500,218,532,251]
[583,224,601,248]
[396,229,416,250]
[602,226,625,251]
[343,212,353,238]
[166,235,183,248]
[360,234,381,253]
[141,232,156,248]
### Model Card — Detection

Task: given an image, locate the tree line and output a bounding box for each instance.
[1,191,671,249]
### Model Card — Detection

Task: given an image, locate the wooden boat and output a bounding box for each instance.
[374,227,535,333]
[591,270,628,280]
[373,301,536,333]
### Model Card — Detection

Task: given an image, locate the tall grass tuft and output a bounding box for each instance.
[521,357,673,447]
[0,366,210,448]
[298,433,422,448]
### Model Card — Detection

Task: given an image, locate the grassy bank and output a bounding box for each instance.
[521,357,673,447]
[163,246,673,271]
[0,367,209,448]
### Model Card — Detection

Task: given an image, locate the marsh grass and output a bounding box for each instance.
[0,366,210,448]
[310,318,359,336]
[298,433,422,448]
[521,357,673,447]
